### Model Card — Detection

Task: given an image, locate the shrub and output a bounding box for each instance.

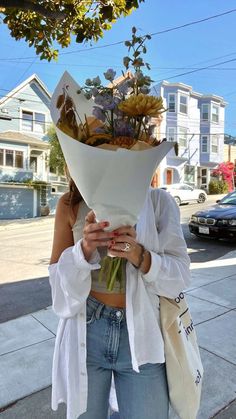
[208,179,229,194]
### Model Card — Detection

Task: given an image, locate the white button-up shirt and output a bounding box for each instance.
[49,188,191,419]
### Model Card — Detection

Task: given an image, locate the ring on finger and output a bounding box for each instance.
[123,242,132,252]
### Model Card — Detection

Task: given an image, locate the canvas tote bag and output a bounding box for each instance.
[160,292,203,419]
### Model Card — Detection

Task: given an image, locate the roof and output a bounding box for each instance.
[0,74,51,106]
[0,131,49,149]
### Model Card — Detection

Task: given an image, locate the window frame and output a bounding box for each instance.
[211,135,219,154]
[201,135,209,153]
[211,103,220,124]
[179,127,188,148]
[179,93,188,115]
[168,93,176,113]
[20,107,46,134]
[167,126,176,142]
[201,104,209,121]
[0,148,24,169]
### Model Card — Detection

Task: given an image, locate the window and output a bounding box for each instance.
[22,111,33,131]
[0,149,3,166]
[35,112,46,133]
[6,149,13,167]
[168,94,176,113]
[167,127,176,142]
[22,110,46,133]
[30,156,37,172]
[201,135,209,153]
[211,135,218,153]
[201,104,209,121]
[15,151,23,168]
[201,168,207,186]
[179,127,188,148]
[184,166,195,184]
[0,149,24,168]
[211,104,219,123]
[179,94,188,114]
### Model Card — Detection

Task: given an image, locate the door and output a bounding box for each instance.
[166,169,173,185]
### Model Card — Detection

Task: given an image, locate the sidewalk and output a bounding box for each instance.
[0,240,236,417]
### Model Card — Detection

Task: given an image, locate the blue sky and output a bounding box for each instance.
[0,0,236,134]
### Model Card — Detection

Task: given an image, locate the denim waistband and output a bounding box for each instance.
[87,295,126,322]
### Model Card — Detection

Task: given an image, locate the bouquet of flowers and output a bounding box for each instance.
[50,28,177,291]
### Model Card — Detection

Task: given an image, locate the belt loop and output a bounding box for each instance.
[95,303,105,320]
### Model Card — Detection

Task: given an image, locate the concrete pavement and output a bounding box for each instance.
[1,251,236,418]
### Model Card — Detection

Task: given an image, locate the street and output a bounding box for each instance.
[0,194,234,322]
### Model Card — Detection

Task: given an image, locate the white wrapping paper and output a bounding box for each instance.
[51,72,175,230]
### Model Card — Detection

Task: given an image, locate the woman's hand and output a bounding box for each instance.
[81,210,115,261]
[108,225,148,269]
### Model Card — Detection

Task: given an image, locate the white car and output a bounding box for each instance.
[160,183,207,206]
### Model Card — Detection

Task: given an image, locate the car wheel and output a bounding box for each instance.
[197,193,206,203]
[174,196,181,206]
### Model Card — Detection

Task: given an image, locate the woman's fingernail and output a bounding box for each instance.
[113,232,119,236]
[102,221,109,227]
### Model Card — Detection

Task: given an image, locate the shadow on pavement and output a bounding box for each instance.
[0,277,51,323]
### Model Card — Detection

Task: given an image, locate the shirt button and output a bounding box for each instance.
[80,372,86,376]
[79,312,84,318]
[81,342,85,348]
[116,311,122,318]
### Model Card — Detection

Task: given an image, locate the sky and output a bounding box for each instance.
[0,0,236,135]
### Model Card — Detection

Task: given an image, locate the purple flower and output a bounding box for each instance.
[91,87,99,97]
[114,120,134,137]
[117,81,129,95]
[92,76,101,86]
[92,106,106,122]
[95,94,119,111]
[104,69,116,82]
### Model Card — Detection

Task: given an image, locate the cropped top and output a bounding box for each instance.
[72,200,126,294]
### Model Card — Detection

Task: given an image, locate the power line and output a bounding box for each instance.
[0,8,236,61]
[153,57,236,85]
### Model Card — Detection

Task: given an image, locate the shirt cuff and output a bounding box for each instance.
[72,239,101,270]
[142,250,162,283]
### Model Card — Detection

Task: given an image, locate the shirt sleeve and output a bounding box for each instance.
[48,239,101,318]
[142,189,191,299]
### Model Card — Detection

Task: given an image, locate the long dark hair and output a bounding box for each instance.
[64,165,83,208]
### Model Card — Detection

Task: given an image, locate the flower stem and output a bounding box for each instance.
[107,258,122,291]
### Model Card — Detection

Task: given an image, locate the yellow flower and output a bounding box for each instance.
[118,94,165,117]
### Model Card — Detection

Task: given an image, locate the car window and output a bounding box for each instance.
[181,185,193,190]
[220,192,236,205]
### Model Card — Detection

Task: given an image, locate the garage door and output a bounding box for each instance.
[0,186,34,219]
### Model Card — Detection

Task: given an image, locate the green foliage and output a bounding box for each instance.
[0,0,145,61]
[47,125,65,175]
[208,179,229,194]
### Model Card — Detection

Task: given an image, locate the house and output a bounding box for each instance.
[152,81,227,191]
[224,134,236,163]
[0,74,67,219]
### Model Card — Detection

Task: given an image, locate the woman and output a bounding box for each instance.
[49,178,191,419]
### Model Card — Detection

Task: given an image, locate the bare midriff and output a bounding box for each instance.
[89,290,126,308]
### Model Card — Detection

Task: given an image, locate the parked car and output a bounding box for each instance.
[160,183,207,205]
[189,190,236,240]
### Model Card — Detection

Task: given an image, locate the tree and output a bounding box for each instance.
[0,0,145,61]
[48,125,66,174]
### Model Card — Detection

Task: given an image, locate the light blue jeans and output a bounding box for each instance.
[79,295,169,419]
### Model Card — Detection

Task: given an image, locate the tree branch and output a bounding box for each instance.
[0,0,66,20]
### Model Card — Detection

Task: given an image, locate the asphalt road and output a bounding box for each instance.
[0,195,234,322]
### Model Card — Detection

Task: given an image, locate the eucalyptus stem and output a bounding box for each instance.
[136,117,143,139]
[107,258,122,292]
